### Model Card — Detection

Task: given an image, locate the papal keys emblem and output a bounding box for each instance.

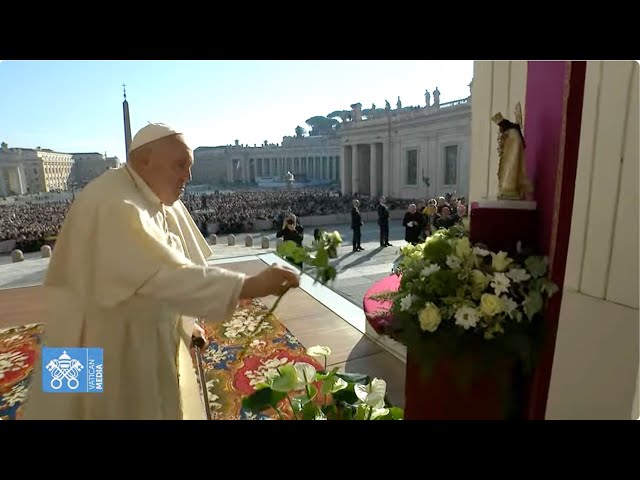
[45,350,84,390]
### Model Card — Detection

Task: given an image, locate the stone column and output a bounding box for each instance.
[227,159,234,182]
[370,143,378,198]
[351,144,360,194]
[340,146,351,194]
[0,168,7,196]
[382,141,390,197]
[17,166,26,194]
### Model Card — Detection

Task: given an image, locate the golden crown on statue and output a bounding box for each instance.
[491,112,505,124]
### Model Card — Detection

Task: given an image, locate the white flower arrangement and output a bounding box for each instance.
[376,224,559,379]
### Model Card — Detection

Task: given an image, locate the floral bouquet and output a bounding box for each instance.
[242,345,403,420]
[375,222,559,382]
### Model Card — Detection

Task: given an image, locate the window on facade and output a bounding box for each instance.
[406,149,418,185]
[444,145,458,185]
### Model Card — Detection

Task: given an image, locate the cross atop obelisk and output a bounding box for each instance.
[122,83,132,161]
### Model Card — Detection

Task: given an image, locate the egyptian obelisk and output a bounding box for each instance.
[122,84,132,161]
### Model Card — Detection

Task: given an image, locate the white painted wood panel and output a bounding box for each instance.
[565,61,603,291]
[580,61,634,298]
[606,61,639,308]
[470,61,493,201]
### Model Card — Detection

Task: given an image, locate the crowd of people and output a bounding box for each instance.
[181,188,412,234]
[406,193,467,243]
[0,201,71,251]
[0,188,415,251]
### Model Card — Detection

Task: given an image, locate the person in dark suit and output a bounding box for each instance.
[351,199,364,252]
[402,203,425,245]
[377,195,392,247]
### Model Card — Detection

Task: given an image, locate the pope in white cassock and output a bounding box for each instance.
[23,123,300,420]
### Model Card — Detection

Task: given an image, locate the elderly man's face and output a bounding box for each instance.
[408,204,416,213]
[140,134,193,205]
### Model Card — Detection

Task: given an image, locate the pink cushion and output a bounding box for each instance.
[363,274,401,334]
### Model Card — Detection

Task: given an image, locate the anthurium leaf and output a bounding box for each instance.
[370,408,390,420]
[242,387,286,413]
[321,375,348,395]
[389,407,404,420]
[316,367,339,382]
[355,404,370,420]
[302,402,325,420]
[271,364,298,392]
[306,384,318,401]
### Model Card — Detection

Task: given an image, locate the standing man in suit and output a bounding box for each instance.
[402,203,425,245]
[377,195,392,247]
[351,199,364,252]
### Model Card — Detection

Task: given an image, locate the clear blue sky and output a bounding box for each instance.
[0,60,473,161]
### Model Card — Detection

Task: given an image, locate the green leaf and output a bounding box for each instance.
[523,291,544,320]
[355,404,370,420]
[342,405,354,420]
[335,372,370,384]
[525,256,547,278]
[291,395,306,413]
[322,404,339,420]
[242,387,287,413]
[271,364,299,392]
[369,407,390,420]
[302,402,317,420]
[315,367,338,381]
[421,235,453,265]
[321,375,348,395]
[277,240,309,264]
[541,279,559,297]
[306,384,318,402]
[389,407,404,420]
[512,309,524,323]
[315,367,339,382]
[313,247,329,268]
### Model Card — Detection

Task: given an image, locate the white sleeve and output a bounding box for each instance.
[136,264,245,322]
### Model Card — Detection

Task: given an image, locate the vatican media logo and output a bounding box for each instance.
[42,347,104,393]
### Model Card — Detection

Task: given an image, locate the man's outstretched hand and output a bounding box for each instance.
[240,264,300,300]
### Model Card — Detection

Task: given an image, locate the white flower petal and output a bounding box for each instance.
[307,345,332,357]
